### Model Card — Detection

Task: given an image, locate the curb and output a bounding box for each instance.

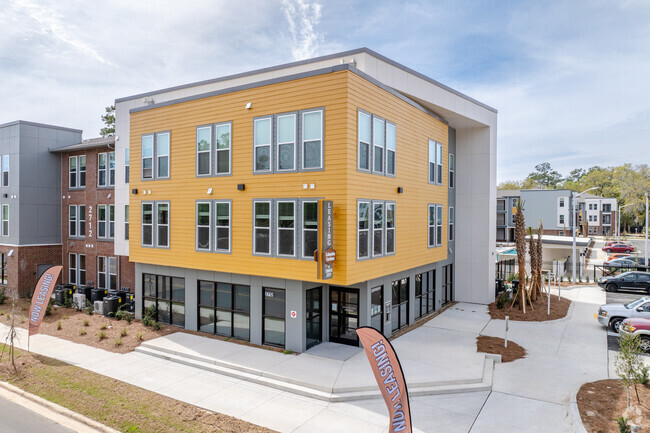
[0,380,120,433]
[568,388,589,433]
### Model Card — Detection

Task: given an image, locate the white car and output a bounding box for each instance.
[596,297,650,333]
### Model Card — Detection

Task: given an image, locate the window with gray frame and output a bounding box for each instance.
[254,201,271,254]
[69,253,86,286]
[428,204,443,247]
[428,140,443,184]
[156,202,169,247]
[277,201,295,257]
[358,110,396,176]
[69,206,77,237]
[253,108,324,174]
[263,288,285,347]
[97,256,116,290]
[69,156,77,189]
[97,152,115,187]
[124,205,129,240]
[142,202,153,246]
[449,207,454,241]
[415,270,435,319]
[358,200,395,260]
[196,200,231,253]
[69,205,85,238]
[198,280,250,340]
[302,201,318,259]
[448,153,454,188]
[1,204,8,236]
[2,155,8,187]
[141,132,170,180]
[196,122,231,176]
[69,253,77,285]
[97,204,114,240]
[125,148,129,183]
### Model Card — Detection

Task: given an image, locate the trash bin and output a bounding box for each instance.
[495,278,504,297]
[512,279,519,291]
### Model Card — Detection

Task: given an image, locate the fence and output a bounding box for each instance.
[495,258,516,280]
[594,264,649,280]
[552,258,568,278]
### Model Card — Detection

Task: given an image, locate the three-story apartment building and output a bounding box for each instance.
[114,49,497,352]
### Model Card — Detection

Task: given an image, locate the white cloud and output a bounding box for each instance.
[281,0,323,60]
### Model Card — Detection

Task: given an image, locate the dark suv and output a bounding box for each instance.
[598,271,650,293]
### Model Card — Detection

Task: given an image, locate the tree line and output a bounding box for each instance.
[499,163,650,228]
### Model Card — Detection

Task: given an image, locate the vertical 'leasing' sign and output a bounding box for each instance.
[320,200,334,280]
[28,265,63,337]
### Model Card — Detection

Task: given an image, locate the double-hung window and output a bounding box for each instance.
[142,203,153,246]
[302,110,323,170]
[196,202,211,251]
[69,157,78,188]
[215,123,231,175]
[109,152,115,185]
[358,111,371,170]
[386,202,395,253]
[358,201,370,259]
[196,200,231,253]
[197,123,232,176]
[141,201,169,248]
[428,205,436,247]
[428,140,443,184]
[215,201,231,252]
[78,255,86,285]
[97,205,114,240]
[449,207,455,241]
[79,156,86,187]
[79,205,85,236]
[1,204,8,236]
[254,118,272,173]
[373,202,384,256]
[142,132,170,180]
[386,123,396,175]
[196,127,211,176]
[97,256,106,289]
[69,206,77,237]
[448,153,455,188]
[97,256,117,291]
[124,205,129,240]
[277,114,296,171]
[156,202,169,247]
[97,153,112,187]
[125,148,130,183]
[302,201,318,259]
[254,201,271,254]
[1,155,8,187]
[69,254,77,285]
[372,117,385,174]
[436,205,443,246]
[277,201,295,257]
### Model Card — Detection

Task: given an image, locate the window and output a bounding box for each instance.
[428,205,436,247]
[2,155,8,187]
[196,202,211,251]
[79,205,85,237]
[603,204,612,212]
[277,201,295,257]
[97,256,106,289]
[436,204,443,246]
[98,153,107,187]
[448,153,454,188]
[442,264,453,305]
[391,278,409,331]
[69,253,77,285]
[358,201,370,259]
[371,286,383,333]
[196,127,211,175]
[497,199,505,211]
[254,118,272,173]
[593,203,598,211]
[386,123,396,176]
[142,135,153,179]
[69,206,77,237]
[415,270,435,319]
[277,115,296,171]
[198,281,250,340]
[386,203,395,254]
[215,201,231,252]
[302,201,318,259]
[0,254,6,285]
[124,148,130,183]
[373,202,384,256]
[559,215,565,225]
[97,205,114,240]
[156,202,169,247]
[69,156,77,188]
[254,201,271,254]
[109,151,115,185]
[124,205,129,240]
[142,132,170,180]
[372,117,385,173]
[79,254,86,285]
[428,140,443,184]
[143,274,185,327]
[215,123,231,175]
[302,110,323,170]
[559,198,565,208]
[263,288,285,347]
[2,204,8,236]
[358,111,371,170]
[449,207,454,241]
[142,203,153,246]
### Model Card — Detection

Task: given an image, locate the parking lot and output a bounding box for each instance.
[604,288,650,355]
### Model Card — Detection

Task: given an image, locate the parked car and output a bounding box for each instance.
[597,271,650,293]
[596,296,650,332]
[621,317,650,352]
[605,241,634,248]
[606,253,633,261]
[603,257,648,268]
[603,243,636,253]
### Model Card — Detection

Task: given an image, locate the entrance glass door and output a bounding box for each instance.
[306,287,322,349]
[329,287,359,346]
[371,286,383,333]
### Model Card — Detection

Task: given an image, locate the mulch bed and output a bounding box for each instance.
[476,335,526,363]
[488,293,571,321]
[578,379,650,432]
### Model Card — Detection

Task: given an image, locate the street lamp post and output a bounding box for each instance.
[572,187,598,283]
[617,203,634,243]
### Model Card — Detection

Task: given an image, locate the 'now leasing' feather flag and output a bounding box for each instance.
[356,326,412,433]
[28,265,62,337]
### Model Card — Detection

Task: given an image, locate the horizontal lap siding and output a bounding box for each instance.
[129,72,351,284]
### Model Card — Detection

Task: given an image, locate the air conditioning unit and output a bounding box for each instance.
[94,300,104,315]
[72,293,87,310]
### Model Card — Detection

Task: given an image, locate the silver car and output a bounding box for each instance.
[596,297,650,333]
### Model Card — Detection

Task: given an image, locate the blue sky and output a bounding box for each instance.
[0,0,648,182]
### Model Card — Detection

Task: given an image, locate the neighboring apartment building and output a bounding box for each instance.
[579,193,617,237]
[496,189,617,241]
[0,121,82,296]
[114,48,497,352]
[50,137,135,293]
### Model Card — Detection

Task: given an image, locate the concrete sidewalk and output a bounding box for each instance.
[0,285,609,432]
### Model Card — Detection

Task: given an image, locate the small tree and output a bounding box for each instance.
[100,105,115,137]
[615,332,647,406]
[513,200,531,311]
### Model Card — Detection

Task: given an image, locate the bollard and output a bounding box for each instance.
[505,316,509,348]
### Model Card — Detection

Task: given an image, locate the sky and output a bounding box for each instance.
[0,0,648,183]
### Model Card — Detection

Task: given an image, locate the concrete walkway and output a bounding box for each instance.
[0,285,609,432]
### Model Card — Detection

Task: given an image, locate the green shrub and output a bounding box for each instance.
[496,291,511,309]
[136,332,143,341]
[142,305,157,327]
[64,297,73,309]
[45,299,53,316]
[507,273,515,282]
[152,321,162,331]
[97,331,107,341]
[100,323,108,330]
[57,320,62,330]
[615,416,631,433]
[83,319,89,327]
[115,308,132,323]
[79,328,87,336]
[114,338,123,347]
[0,288,6,305]
[120,328,128,337]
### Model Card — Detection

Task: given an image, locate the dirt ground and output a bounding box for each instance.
[578,379,650,432]
[0,297,175,353]
[476,335,526,363]
[0,347,274,433]
[488,293,571,321]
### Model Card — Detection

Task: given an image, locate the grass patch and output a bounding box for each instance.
[0,344,271,433]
